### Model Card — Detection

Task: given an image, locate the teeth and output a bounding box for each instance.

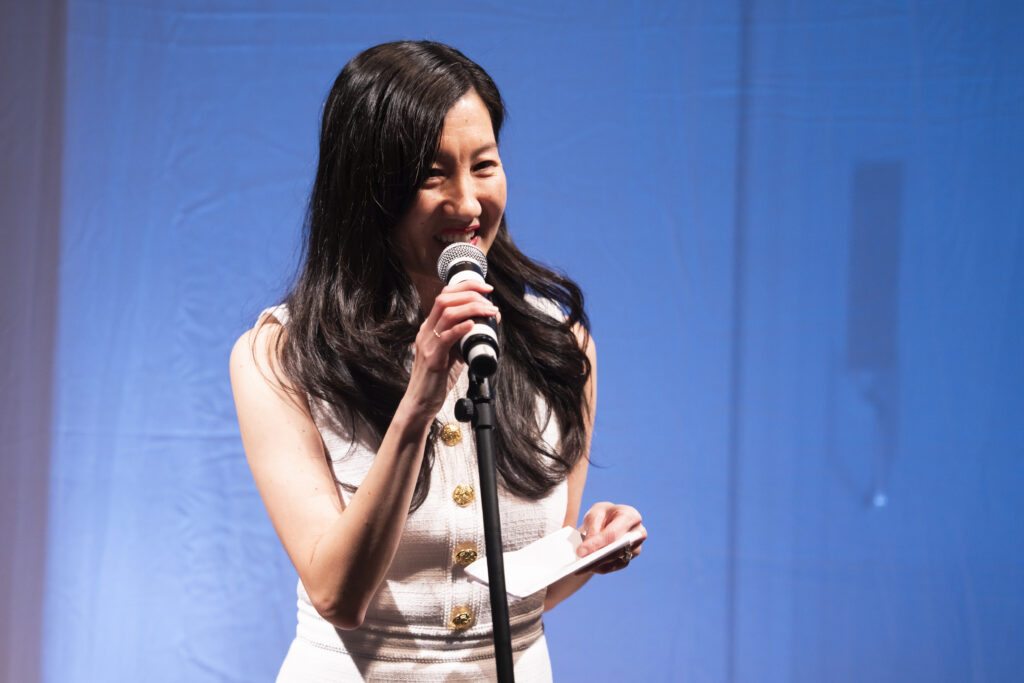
[437,231,477,244]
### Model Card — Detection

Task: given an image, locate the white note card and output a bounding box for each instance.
[464,526,643,601]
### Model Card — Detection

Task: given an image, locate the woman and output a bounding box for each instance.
[231,41,646,681]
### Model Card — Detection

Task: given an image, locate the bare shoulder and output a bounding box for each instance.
[230,313,304,410]
[572,322,596,361]
[231,315,276,369]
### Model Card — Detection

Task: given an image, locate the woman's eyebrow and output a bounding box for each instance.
[472,142,498,156]
[434,142,498,162]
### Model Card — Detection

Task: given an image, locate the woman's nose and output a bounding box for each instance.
[445,173,481,219]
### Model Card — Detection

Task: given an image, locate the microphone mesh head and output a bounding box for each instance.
[437,242,488,282]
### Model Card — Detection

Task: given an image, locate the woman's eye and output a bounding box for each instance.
[473,160,496,172]
[427,167,444,177]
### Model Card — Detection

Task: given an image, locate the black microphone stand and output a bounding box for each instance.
[455,374,514,683]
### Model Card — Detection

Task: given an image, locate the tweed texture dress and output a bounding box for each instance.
[261,304,567,682]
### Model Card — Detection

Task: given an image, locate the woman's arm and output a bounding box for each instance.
[230,281,498,630]
[543,326,647,611]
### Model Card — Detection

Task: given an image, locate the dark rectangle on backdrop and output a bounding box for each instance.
[847,161,903,372]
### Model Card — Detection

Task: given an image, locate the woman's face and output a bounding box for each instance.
[393,90,507,290]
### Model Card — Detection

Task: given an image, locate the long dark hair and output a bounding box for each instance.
[278,41,590,510]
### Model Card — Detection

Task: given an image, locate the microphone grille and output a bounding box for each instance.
[437,242,488,282]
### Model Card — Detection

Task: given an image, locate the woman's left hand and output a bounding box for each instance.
[575,502,646,574]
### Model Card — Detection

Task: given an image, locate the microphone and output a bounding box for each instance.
[437,242,499,377]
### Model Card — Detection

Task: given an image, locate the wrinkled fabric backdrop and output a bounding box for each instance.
[2,1,1022,681]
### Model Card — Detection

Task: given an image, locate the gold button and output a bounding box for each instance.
[453,542,478,566]
[452,484,475,507]
[440,422,462,447]
[450,605,474,630]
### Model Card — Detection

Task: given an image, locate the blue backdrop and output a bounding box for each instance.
[5,0,1021,681]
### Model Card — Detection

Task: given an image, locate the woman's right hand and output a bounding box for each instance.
[403,279,499,421]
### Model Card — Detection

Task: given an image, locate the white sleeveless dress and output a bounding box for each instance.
[262,304,567,682]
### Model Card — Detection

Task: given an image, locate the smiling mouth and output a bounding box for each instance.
[435,228,479,245]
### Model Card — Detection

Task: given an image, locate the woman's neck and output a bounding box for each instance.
[409,271,443,316]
